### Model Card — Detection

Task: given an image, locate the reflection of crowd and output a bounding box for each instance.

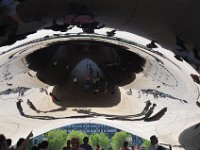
[146,37,200,73]
[72,61,115,95]
[174,36,200,72]
[139,89,188,103]
[80,71,114,95]
[0,87,29,97]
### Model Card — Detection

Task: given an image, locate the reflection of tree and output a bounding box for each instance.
[89,133,99,148]
[47,129,68,150]
[67,130,87,144]
[142,139,151,149]
[111,131,128,150]
[89,132,110,150]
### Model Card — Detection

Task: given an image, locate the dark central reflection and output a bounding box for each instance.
[26,40,146,107]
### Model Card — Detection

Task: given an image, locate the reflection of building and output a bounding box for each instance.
[133,136,143,146]
[62,123,117,138]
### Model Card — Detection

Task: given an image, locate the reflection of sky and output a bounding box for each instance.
[0,26,174,56]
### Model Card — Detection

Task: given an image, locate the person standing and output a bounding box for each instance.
[71,138,85,150]
[63,140,71,150]
[0,134,8,150]
[120,141,131,150]
[80,137,92,150]
[148,135,158,150]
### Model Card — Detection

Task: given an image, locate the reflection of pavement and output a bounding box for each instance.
[52,78,121,107]
[0,33,200,149]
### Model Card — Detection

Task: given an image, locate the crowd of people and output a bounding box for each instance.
[0,130,33,150]
[63,137,92,150]
[0,132,173,150]
[0,133,104,150]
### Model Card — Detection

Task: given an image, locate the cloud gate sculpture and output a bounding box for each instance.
[0,0,200,149]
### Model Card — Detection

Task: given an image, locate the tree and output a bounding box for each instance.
[47,129,68,150]
[141,139,150,149]
[89,133,99,148]
[67,130,87,144]
[98,132,110,150]
[89,132,110,150]
[111,131,128,150]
